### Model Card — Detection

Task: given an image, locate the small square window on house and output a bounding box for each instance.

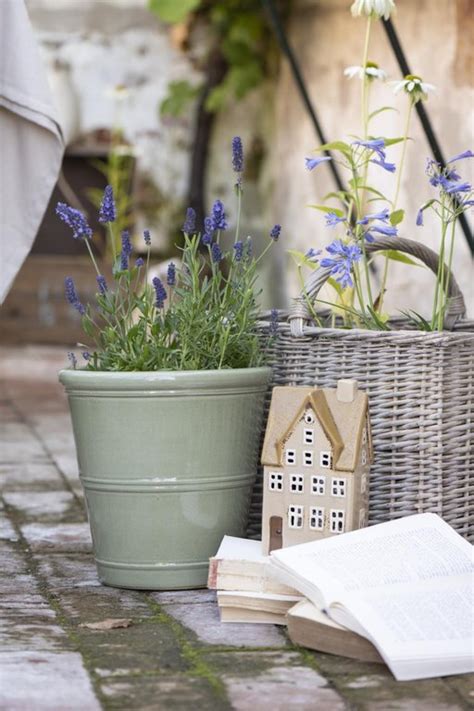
[285,449,296,465]
[288,505,304,529]
[312,475,325,495]
[303,428,314,444]
[320,451,332,468]
[362,428,367,444]
[361,448,367,465]
[269,472,283,491]
[330,509,345,534]
[331,477,346,497]
[304,409,315,424]
[310,507,324,530]
[303,450,313,466]
[361,472,367,494]
[290,474,304,493]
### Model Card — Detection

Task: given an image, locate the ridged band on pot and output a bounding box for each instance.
[252,237,474,542]
[59,367,272,590]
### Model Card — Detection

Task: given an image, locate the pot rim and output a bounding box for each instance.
[59,366,272,392]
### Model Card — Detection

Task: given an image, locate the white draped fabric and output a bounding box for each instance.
[0,0,64,303]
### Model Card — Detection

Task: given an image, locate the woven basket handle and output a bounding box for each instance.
[289,236,466,336]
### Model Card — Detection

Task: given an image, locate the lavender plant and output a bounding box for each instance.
[60,138,279,371]
[297,0,473,331]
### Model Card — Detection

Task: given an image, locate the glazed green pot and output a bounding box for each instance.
[59,367,271,590]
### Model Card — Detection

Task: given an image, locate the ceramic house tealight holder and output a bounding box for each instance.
[261,379,373,554]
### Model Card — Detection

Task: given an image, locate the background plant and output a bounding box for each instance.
[294,0,472,332]
[59,137,279,371]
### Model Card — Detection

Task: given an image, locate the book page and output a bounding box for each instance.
[270,514,472,601]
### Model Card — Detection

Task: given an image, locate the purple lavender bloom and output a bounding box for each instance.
[167,262,176,286]
[245,237,253,259]
[82,351,91,361]
[143,229,151,246]
[416,207,424,226]
[447,150,474,163]
[56,203,93,240]
[182,207,196,234]
[152,277,167,309]
[232,136,244,173]
[371,157,396,173]
[305,156,332,171]
[270,224,281,241]
[320,240,362,289]
[202,216,213,245]
[98,185,116,223]
[357,208,390,225]
[120,230,132,270]
[67,352,77,369]
[269,308,279,336]
[211,200,227,231]
[135,258,144,268]
[233,241,244,261]
[211,242,223,263]
[326,212,346,228]
[96,275,108,295]
[64,276,86,315]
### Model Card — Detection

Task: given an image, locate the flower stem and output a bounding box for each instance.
[361,16,372,139]
[84,239,101,277]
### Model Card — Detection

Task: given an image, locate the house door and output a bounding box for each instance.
[269,516,283,552]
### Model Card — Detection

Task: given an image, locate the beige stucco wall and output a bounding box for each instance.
[272,0,473,317]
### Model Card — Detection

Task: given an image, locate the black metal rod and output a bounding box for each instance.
[261,0,346,194]
[382,17,474,255]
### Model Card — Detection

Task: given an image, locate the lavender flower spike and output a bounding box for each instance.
[143,229,151,246]
[305,156,332,171]
[211,242,223,263]
[135,258,144,268]
[98,185,116,223]
[64,276,86,315]
[270,224,281,241]
[152,277,167,309]
[233,241,244,261]
[167,262,176,286]
[202,216,213,245]
[56,202,93,240]
[96,275,108,295]
[211,199,227,231]
[182,207,196,234]
[120,230,133,270]
[232,136,244,173]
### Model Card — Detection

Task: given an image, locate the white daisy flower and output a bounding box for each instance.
[351,0,396,20]
[344,62,387,81]
[391,75,436,102]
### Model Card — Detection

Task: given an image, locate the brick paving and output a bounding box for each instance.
[0,345,473,710]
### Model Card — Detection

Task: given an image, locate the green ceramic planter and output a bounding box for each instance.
[59,367,271,590]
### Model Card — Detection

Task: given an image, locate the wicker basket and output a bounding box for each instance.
[250,237,474,541]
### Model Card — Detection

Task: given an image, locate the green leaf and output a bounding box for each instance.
[383,136,411,147]
[390,209,405,226]
[323,190,353,203]
[378,250,421,267]
[160,80,201,118]
[308,205,345,217]
[314,141,352,157]
[287,249,318,270]
[351,183,387,200]
[368,106,398,121]
[148,0,200,23]
[327,277,343,297]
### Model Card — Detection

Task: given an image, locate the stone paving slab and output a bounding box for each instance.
[1,345,473,711]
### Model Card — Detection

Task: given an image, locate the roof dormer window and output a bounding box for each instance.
[304,409,315,424]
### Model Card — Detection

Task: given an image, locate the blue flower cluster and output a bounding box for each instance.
[353,139,396,173]
[98,185,116,224]
[167,262,176,286]
[120,230,133,270]
[152,277,167,309]
[417,150,474,225]
[320,241,362,289]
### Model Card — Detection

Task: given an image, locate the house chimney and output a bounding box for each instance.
[336,379,358,403]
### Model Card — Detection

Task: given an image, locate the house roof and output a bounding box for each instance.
[261,385,370,472]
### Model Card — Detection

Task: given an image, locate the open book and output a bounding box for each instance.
[269,513,474,681]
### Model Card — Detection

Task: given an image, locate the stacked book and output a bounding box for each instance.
[208,514,474,681]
